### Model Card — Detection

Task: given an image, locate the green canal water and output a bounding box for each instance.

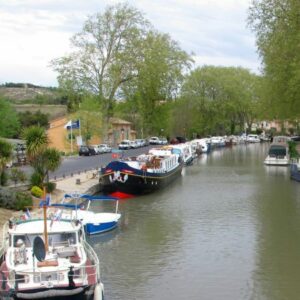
[89,143,300,300]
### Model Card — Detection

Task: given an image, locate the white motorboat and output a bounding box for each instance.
[246,134,261,143]
[59,193,121,235]
[0,207,104,299]
[264,142,290,166]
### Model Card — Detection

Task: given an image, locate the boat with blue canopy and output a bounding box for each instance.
[54,193,121,235]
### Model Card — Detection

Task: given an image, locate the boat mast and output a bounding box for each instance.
[43,204,49,252]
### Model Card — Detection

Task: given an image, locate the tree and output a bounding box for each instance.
[0,98,20,138]
[178,66,261,137]
[9,167,27,186]
[52,3,149,121]
[74,95,102,144]
[18,110,49,129]
[38,148,62,184]
[22,126,48,160]
[248,0,300,119]
[121,31,192,136]
[22,126,61,188]
[0,139,13,186]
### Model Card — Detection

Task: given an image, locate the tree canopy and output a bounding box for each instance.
[248,0,300,119]
[0,98,20,138]
[177,66,261,136]
[52,3,149,118]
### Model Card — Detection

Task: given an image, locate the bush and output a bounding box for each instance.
[30,172,43,188]
[0,188,16,209]
[288,141,299,158]
[31,186,43,198]
[9,168,27,186]
[0,171,8,186]
[44,182,56,193]
[15,192,33,211]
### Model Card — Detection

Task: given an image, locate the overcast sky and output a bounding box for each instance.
[0,0,260,87]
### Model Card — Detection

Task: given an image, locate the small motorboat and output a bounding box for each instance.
[58,193,121,235]
[0,206,104,299]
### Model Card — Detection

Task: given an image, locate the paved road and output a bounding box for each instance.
[49,146,155,179]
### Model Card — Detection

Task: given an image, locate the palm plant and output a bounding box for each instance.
[22,126,48,159]
[22,126,61,188]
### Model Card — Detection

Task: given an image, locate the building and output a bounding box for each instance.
[47,116,136,153]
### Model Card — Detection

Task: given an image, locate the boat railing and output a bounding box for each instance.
[0,245,100,286]
[0,221,9,258]
[82,239,100,282]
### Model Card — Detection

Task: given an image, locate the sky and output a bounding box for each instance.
[0,0,260,87]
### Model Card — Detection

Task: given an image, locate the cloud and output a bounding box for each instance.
[0,0,260,86]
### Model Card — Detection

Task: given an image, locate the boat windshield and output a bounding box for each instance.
[268,146,286,156]
[13,232,77,248]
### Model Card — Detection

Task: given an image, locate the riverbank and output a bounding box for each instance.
[0,170,100,230]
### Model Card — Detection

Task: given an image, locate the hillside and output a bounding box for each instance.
[0,84,58,103]
[0,84,67,120]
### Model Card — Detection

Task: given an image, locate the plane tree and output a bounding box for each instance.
[248,0,300,119]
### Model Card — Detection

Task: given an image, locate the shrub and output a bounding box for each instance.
[15,192,33,211]
[0,171,8,186]
[30,172,43,188]
[9,168,27,186]
[44,182,56,193]
[31,186,43,198]
[0,188,16,209]
[288,141,299,158]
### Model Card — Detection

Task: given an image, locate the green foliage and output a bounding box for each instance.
[51,2,149,120]
[22,126,48,159]
[178,66,261,136]
[74,95,102,144]
[31,186,43,198]
[9,168,27,186]
[15,192,33,211]
[30,172,43,188]
[248,0,300,119]
[0,171,8,186]
[288,141,299,159]
[0,189,33,210]
[0,188,16,209]
[44,182,56,193]
[0,139,13,173]
[18,110,49,129]
[22,125,61,186]
[0,97,20,138]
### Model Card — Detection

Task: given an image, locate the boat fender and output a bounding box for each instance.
[93,283,103,300]
[68,266,75,287]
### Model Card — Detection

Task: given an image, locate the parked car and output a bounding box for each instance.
[130,140,139,149]
[91,145,102,154]
[119,140,131,150]
[158,137,168,145]
[79,145,97,156]
[149,137,160,145]
[135,139,143,147]
[99,144,112,153]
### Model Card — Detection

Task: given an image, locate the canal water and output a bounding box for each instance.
[88,143,300,300]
